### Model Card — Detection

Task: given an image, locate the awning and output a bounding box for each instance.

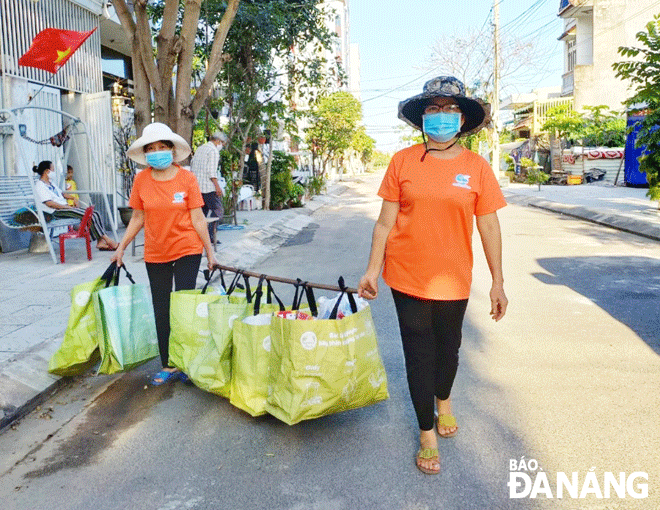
[500,140,527,152]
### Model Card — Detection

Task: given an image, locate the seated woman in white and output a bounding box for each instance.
[33,160,118,251]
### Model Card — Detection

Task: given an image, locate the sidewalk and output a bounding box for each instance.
[503,182,660,241]
[0,184,345,430]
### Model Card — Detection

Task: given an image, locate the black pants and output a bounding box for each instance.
[391,288,468,431]
[146,254,202,368]
[201,191,223,239]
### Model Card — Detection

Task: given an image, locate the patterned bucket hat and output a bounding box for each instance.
[398,76,491,136]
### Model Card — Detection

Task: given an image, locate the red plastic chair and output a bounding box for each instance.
[59,205,94,263]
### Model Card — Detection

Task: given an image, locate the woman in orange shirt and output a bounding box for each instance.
[358,77,508,475]
[111,123,217,385]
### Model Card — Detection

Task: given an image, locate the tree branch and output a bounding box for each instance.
[191,0,241,117]
[134,0,161,92]
[174,0,204,126]
[112,0,136,40]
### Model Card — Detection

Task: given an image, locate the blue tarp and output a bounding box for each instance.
[625,116,650,187]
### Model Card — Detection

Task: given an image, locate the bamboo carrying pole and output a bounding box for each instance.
[211,264,358,294]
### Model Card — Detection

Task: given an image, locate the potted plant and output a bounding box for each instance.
[522,157,549,191]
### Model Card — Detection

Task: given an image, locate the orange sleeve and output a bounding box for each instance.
[128,170,145,210]
[475,159,507,216]
[378,154,400,202]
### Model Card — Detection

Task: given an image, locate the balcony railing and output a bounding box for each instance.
[533,97,574,135]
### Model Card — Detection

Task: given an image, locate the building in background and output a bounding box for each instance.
[558,0,658,111]
[0,0,133,236]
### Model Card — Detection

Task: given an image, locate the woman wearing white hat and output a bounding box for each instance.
[111,122,218,385]
[358,77,508,475]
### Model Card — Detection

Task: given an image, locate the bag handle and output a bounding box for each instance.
[266,279,285,311]
[329,276,357,319]
[219,269,226,293]
[226,270,242,295]
[101,262,117,285]
[201,268,216,294]
[252,274,266,315]
[104,263,135,288]
[303,282,318,317]
[293,280,318,317]
[242,273,252,303]
[291,278,303,310]
[120,264,136,284]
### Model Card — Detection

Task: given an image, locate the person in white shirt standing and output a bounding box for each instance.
[190,132,227,239]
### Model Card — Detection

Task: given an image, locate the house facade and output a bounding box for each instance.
[0,0,131,226]
[558,0,659,111]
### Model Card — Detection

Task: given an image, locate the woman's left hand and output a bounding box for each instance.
[489,283,508,321]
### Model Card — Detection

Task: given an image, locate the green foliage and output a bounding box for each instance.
[269,150,296,208]
[581,106,626,147]
[289,183,306,208]
[306,174,326,196]
[371,151,391,169]
[460,128,489,152]
[613,13,660,200]
[351,126,376,166]
[541,104,584,143]
[520,157,536,169]
[503,153,515,173]
[204,0,334,169]
[522,158,549,189]
[306,91,363,173]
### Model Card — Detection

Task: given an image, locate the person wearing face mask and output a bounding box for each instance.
[112,122,218,386]
[357,76,508,475]
[32,160,118,251]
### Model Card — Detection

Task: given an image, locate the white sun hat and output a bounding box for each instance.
[127,122,191,165]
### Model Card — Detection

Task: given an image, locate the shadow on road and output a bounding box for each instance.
[533,256,660,355]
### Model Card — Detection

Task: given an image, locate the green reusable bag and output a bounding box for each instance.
[229,277,285,417]
[265,279,389,425]
[48,263,117,376]
[186,299,249,398]
[94,265,159,374]
[168,268,229,372]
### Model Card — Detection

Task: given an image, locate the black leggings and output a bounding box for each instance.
[146,254,202,368]
[391,288,468,431]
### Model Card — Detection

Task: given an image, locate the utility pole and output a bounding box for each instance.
[492,0,501,178]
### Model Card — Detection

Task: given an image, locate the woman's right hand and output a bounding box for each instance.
[110,247,124,267]
[358,272,379,300]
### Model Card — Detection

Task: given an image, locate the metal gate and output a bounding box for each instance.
[85,91,116,228]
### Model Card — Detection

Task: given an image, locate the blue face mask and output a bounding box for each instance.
[145,150,173,169]
[422,112,462,143]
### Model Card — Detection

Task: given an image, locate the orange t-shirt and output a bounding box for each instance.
[378,144,506,300]
[129,166,205,263]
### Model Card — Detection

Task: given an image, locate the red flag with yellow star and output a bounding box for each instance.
[18,27,97,74]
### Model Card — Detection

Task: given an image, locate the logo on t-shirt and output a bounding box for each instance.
[452,174,472,189]
[172,191,186,204]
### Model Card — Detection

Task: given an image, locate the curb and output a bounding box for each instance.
[0,186,346,432]
[504,191,660,242]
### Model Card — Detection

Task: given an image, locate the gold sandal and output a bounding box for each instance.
[415,448,440,475]
[437,414,458,438]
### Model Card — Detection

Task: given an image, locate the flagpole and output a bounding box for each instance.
[25,72,58,107]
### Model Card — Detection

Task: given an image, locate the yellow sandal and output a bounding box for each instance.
[416,448,440,475]
[437,414,458,438]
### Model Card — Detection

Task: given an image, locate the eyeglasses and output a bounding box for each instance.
[424,104,462,114]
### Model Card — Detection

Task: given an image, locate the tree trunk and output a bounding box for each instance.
[114,0,240,146]
[264,143,274,211]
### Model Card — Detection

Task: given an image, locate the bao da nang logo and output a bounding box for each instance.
[508,457,648,499]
